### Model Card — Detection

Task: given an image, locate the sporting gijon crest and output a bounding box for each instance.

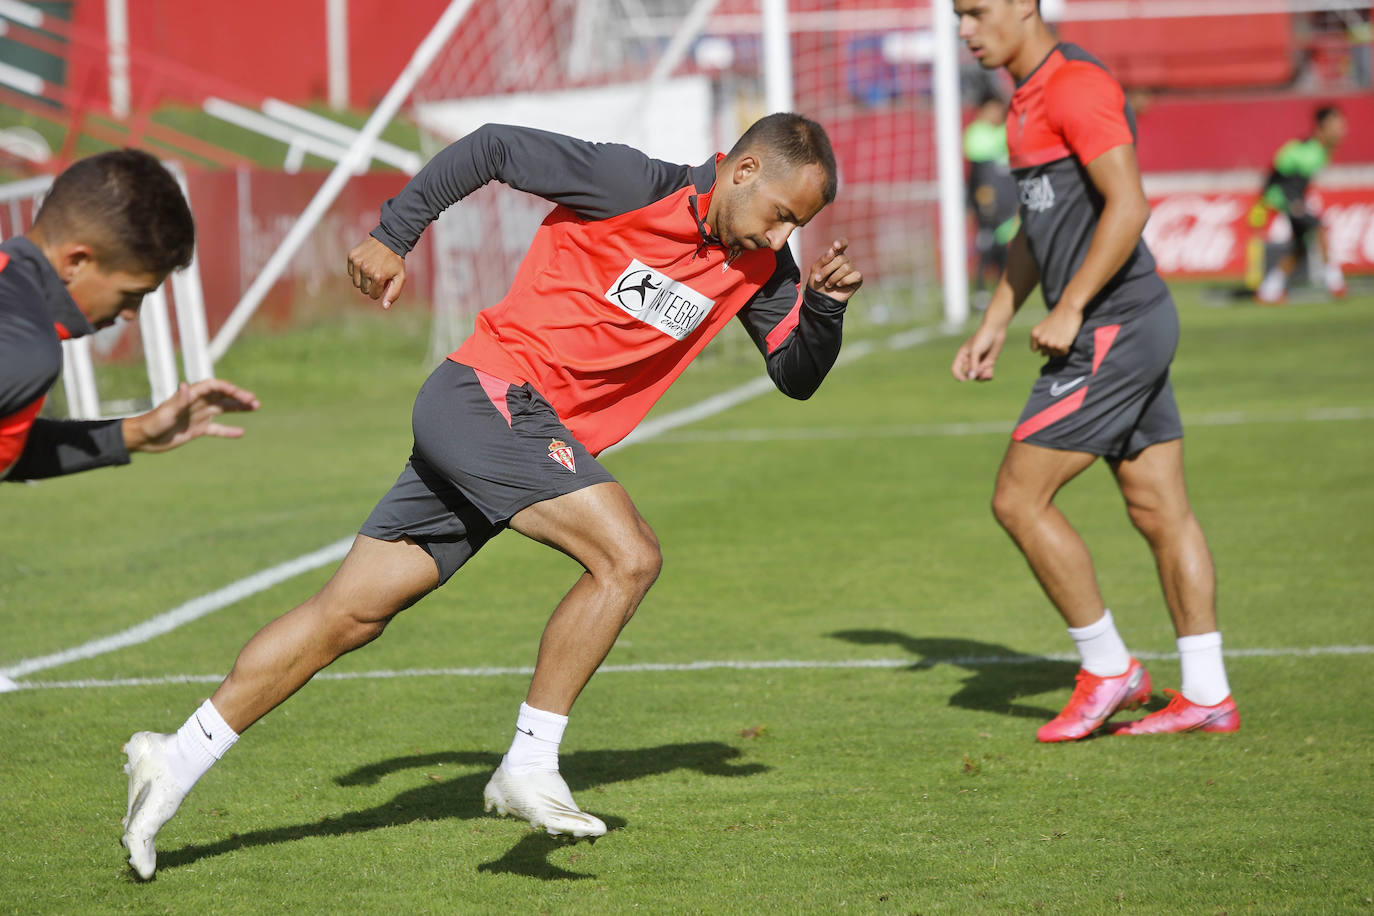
[547,438,576,472]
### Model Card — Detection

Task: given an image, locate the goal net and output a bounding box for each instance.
[406,0,947,362]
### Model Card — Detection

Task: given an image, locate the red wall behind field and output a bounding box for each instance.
[1057,14,1296,90]
[181,170,420,333]
[69,0,452,107]
[1135,91,1374,173]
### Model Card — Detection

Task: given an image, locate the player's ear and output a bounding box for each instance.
[732,154,761,186]
[55,243,97,283]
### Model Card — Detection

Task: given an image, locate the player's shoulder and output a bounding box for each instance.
[0,237,45,304]
[1044,44,1123,100]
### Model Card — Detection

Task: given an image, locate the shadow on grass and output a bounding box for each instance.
[829,630,1080,719]
[154,742,765,881]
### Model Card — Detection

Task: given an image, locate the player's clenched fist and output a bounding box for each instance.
[807,239,862,303]
[347,237,406,309]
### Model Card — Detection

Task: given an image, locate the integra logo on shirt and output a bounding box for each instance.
[605,259,716,341]
[1019,174,1056,212]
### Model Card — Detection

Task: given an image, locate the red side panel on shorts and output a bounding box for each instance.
[1091,324,1121,373]
[1012,323,1122,442]
[474,367,513,427]
[1013,387,1087,441]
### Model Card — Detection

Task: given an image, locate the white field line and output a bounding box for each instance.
[0,325,961,686]
[0,537,353,681]
[8,644,1374,692]
[606,325,953,453]
[639,405,1374,445]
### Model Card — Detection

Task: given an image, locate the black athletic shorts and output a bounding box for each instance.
[360,359,617,584]
[1012,297,1183,460]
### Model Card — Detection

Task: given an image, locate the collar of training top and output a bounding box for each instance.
[687,154,725,250]
[2,235,95,340]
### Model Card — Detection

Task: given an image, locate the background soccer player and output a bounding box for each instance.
[121,114,862,880]
[1253,105,1347,304]
[0,149,259,485]
[964,92,1019,308]
[949,0,1240,742]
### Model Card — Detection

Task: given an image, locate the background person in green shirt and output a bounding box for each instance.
[1253,105,1347,304]
[963,92,1019,308]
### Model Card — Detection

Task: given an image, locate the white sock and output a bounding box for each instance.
[1178,632,1230,706]
[1257,266,1286,299]
[1325,261,1345,289]
[169,699,239,792]
[502,702,567,774]
[1067,609,1131,677]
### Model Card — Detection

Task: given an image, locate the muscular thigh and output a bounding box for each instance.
[361,359,618,584]
[510,481,658,572]
[317,534,440,623]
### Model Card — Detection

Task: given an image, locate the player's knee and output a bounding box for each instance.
[990,487,1029,532]
[616,527,663,594]
[1126,500,1186,544]
[310,594,393,655]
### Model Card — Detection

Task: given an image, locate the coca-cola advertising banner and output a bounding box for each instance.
[1144,186,1374,277]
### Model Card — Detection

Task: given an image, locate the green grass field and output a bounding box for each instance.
[2,285,1371,914]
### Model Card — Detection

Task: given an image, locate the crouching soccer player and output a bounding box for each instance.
[121,114,862,879]
[1,149,259,487]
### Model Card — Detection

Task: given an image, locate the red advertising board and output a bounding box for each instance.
[1144,186,1374,277]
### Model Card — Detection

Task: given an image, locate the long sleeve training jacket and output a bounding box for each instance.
[371,124,847,455]
[0,236,129,481]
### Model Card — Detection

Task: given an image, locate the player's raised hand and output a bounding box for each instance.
[807,239,863,303]
[347,237,406,309]
[125,379,261,454]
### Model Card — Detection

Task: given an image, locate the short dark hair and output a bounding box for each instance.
[32,149,195,275]
[1314,105,1342,128]
[726,112,838,205]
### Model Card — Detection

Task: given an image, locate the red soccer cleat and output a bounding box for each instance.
[1109,689,1240,736]
[1036,658,1152,743]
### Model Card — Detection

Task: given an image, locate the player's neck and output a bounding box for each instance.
[1005,26,1058,83]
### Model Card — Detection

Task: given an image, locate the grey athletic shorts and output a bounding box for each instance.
[1012,298,1183,460]
[360,359,617,584]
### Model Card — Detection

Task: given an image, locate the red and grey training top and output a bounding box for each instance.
[1006,43,1168,320]
[370,124,847,456]
[0,235,129,482]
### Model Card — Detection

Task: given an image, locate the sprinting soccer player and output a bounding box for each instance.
[949,0,1239,742]
[121,114,862,879]
[0,149,259,486]
[1252,105,1347,305]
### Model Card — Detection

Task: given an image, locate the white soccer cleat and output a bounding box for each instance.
[121,732,190,880]
[483,765,606,838]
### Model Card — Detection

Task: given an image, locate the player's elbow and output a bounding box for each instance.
[1133,197,1152,235]
[1123,193,1151,238]
[773,374,822,401]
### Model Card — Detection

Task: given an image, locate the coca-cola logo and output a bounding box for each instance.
[1143,195,1245,274]
[1324,202,1374,267]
